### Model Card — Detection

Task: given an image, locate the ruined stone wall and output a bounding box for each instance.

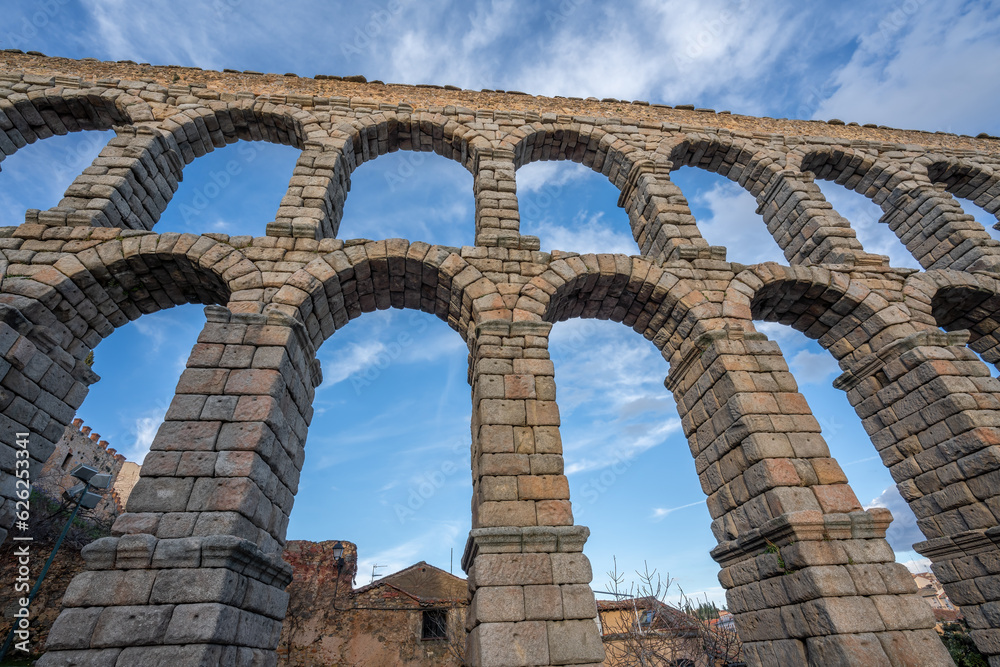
[0,51,996,666]
[279,540,466,666]
[34,417,128,523]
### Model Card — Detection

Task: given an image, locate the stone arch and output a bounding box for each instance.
[0,84,151,165]
[532,252,939,665]
[272,112,490,239]
[798,146,1000,271]
[796,145,886,197]
[26,100,319,232]
[268,239,495,352]
[502,123,644,188]
[535,252,721,361]
[667,134,876,265]
[664,132,782,192]
[488,124,695,256]
[921,155,1000,224]
[157,101,314,163]
[904,269,1000,369]
[333,111,487,173]
[731,263,901,361]
[0,231,258,362]
[0,229,260,561]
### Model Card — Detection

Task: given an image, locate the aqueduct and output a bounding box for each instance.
[0,52,999,666]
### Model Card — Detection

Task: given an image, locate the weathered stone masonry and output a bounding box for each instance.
[0,52,998,665]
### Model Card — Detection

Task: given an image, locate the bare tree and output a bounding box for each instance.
[598,559,743,667]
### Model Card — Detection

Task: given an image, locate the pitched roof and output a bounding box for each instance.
[354,561,468,602]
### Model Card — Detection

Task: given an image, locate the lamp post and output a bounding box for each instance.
[332,541,345,572]
[0,464,112,661]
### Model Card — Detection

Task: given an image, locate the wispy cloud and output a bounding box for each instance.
[320,340,388,388]
[529,211,637,255]
[677,175,785,265]
[651,500,703,521]
[355,521,462,581]
[814,1,1000,135]
[517,162,593,194]
[564,419,682,475]
[788,348,840,385]
[125,407,166,463]
[866,484,925,554]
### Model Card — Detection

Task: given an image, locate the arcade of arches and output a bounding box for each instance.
[0,52,999,666]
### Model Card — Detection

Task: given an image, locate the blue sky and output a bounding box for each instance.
[3,0,1000,605]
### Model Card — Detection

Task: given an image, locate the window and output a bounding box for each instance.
[638,609,655,629]
[421,609,448,640]
[60,451,73,470]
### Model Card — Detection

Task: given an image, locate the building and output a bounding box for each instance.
[278,540,468,666]
[597,597,707,666]
[596,598,745,667]
[913,572,961,624]
[34,418,139,523]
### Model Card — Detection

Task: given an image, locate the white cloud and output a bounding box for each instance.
[529,211,637,255]
[753,321,800,345]
[901,557,933,574]
[866,484,925,554]
[82,0,228,68]
[788,349,840,385]
[551,321,665,414]
[125,407,166,463]
[651,500,703,521]
[564,419,682,476]
[355,521,462,581]
[318,317,465,391]
[550,321,683,476]
[131,316,169,353]
[320,340,387,388]
[516,162,593,194]
[814,2,1000,135]
[686,179,785,265]
[842,455,880,467]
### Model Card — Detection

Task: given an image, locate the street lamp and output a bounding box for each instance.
[333,541,345,572]
[0,464,112,660]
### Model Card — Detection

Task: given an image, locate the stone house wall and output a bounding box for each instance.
[278,540,466,666]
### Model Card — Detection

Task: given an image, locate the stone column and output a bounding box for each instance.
[38,305,321,666]
[463,318,606,667]
[756,170,885,267]
[25,129,185,231]
[268,142,349,240]
[666,327,950,666]
[835,328,1000,659]
[475,148,539,251]
[879,182,1000,271]
[616,159,711,262]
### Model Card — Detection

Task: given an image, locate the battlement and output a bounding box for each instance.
[33,419,133,524]
[67,416,124,463]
